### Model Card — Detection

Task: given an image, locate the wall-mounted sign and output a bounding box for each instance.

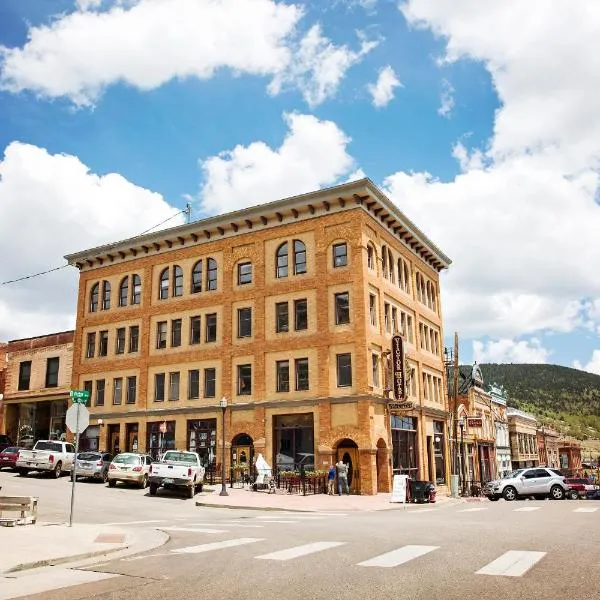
[391,335,406,400]
[467,417,483,428]
[389,401,414,410]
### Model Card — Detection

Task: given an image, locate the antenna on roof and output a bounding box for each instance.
[185,202,192,224]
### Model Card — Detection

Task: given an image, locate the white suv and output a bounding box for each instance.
[483,467,568,501]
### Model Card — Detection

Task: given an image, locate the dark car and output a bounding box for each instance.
[0,446,20,470]
[0,435,14,452]
[70,451,113,482]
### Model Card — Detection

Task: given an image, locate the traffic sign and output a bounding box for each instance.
[70,390,90,404]
[66,403,89,434]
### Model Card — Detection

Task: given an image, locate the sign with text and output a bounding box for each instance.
[467,417,483,428]
[391,335,406,400]
[69,390,90,405]
[389,401,414,410]
[390,474,409,503]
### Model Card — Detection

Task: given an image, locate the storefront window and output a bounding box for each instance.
[391,416,418,478]
[187,419,217,468]
[146,421,175,459]
[273,413,314,471]
[433,420,446,485]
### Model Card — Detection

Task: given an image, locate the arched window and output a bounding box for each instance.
[173,265,183,297]
[381,245,387,278]
[403,261,411,295]
[131,274,141,305]
[191,261,203,294]
[293,240,306,275]
[415,273,422,303]
[159,268,169,300]
[367,244,375,270]
[388,249,394,282]
[89,283,99,313]
[206,258,217,291]
[276,242,288,278]
[119,277,129,307]
[101,281,111,310]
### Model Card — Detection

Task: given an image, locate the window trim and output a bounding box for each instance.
[237,364,252,395]
[237,307,252,338]
[295,357,309,391]
[294,298,308,331]
[206,258,217,291]
[101,280,111,310]
[275,301,289,333]
[205,313,217,343]
[332,242,348,268]
[237,261,252,285]
[276,360,290,393]
[293,239,307,275]
[276,242,288,278]
[336,353,352,388]
[89,283,99,312]
[334,292,350,325]
[191,260,203,294]
[119,276,129,307]
[18,360,32,391]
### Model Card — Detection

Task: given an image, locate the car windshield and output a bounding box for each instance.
[504,469,525,479]
[78,452,101,461]
[2,447,18,453]
[113,454,140,465]
[162,451,196,465]
[34,441,63,452]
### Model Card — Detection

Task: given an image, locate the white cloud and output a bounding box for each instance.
[199,112,356,215]
[437,78,454,117]
[367,65,401,108]
[473,338,551,364]
[573,350,600,375]
[0,141,183,340]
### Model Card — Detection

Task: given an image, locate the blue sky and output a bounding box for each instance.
[1,0,599,374]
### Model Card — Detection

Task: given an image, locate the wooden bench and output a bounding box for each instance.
[0,496,38,527]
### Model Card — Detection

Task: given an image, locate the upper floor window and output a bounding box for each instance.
[206,313,217,343]
[119,277,129,307]
[159,268,169,300]
[367,244,375,270]
[132,274,142,304]
[129,326,139,353]
[333,243,347,268]
[96,379,105,406]
[89,283,99,313]
[191,261,203,293]
[156,321,167,349]
[276,242,288,278]
[173,265,183,297]
[238,307,252,338]
[276,360,290,393]
[294,299,308,331]
[171,319,182,347]
[237,364,252,395]
[387,249,395,283]
[238,262,252,285]
[101,281,111,310]
[18,361,31,391]
[398,258,411,294]
[98,331,108,357]
[126,376,137,404]
[86,332,96,359]
[190,316,201,345]
[294,240,307,275]
[336,353,352,387]
[115,328,126,354]
[155,373,165,402]
[371,352,379,388]
[335,292,350,325]
[369,294,377,327]
[276,302,289,333]
[204,368,216,398]
[207,258,217,290]
[381,245,388,278]
[295,358,309,391]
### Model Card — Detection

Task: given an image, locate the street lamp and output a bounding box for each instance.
[219,397,228,497]
[458,417,465,494]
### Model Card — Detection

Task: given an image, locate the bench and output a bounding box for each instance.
[0,496,38,527]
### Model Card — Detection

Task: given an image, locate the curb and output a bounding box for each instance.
[195,501,313,512]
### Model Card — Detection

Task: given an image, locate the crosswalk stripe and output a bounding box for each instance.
[160,527,228,533]
[476,550,546,577]
[458,508,488,513]
[102,520,165,525]
[573,507,598,513]
[357,545,439,568]
[250,520,296,524]
[192,522,264,528]
[513,507,540,512]
[255,515,325,520]
[407,509,437,514]
[171,538,264,554]
[255,541,345,561]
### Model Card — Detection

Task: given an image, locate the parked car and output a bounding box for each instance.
[148,450,205,498]
[71,451,112,483]
[16,440,76,478]
[565,478,587,499]
[0,447,21,470]
[0,435,14,452]
[17,435,35,449]
[107,453,153,489]
[482,467,568,501]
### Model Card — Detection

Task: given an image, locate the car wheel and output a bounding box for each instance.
[488,496,500,501]
[139,475,148,489]
[53,462,62,478]
[108,479,116,488]
[568,489,579,500]
[188,485,195,499]
[149,483,158,496]
[18,468,28,477]
[502,486,518,501]
[551,485,565,500]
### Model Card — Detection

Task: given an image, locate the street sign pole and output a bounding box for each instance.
[69,403,81,528]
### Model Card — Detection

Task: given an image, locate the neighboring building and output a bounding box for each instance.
[0,343,7,434]
[489,384,511,478]
[2,331,74,446]
[64,179,451,495]
[558,439,582,473]
[537,426,560,469]
[507,408,540,469]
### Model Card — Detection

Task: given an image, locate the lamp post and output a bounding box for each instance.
[219,397,228,497]
[458,417,465,495]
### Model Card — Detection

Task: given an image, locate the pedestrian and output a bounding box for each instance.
[327,464,336,495]
[336,459,350,496]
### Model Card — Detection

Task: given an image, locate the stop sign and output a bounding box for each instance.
[66,403,90,434]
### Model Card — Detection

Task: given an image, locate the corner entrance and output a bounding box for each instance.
[335,438,359,494]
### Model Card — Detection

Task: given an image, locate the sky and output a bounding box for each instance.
[0,0,599,375]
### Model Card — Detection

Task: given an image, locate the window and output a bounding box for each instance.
[119,277,128,307]
[86,332,96,358]
[156,321,167,349]
[204,368,216,397]
[126,376,136,404]
[206,313,217,342]
[371,352,379,388]
[188,370,200,399]
[238,307,252,338]
[18,361,31,391]
[388,249,395,283]
[382,245,388,278]
[369,294,377,326]
[237,364,252,395]
[276,242,288,278]
[131,274,142,304]
[190,316,201,344]
[274,413,314,471]
[294,299,308,330]
[295,358,309,391]
[391,307,398,334]
[96,379,105,406]
[367,244,375,270]
[434,421,446,485]
[89,283,99,312]
[171,319,182,347]
[398,258,411,295]
[335,292,350,325]
[173,265,183,297]
[102,280,111,310]
[113,378,122,405]
[276,360,290,393]
[191,261,202,293]
[99,331,108,357]
[207,258,217,291]
[128,326,139,353]
[169,372,180,401]
[238,262,252,285]
[333,242,347,268]
[154,373,165,402]
[384,302,391,332]
[83,380,93,397]
[336,353,352,387]
[115,328,126,354]
[391,416,418,478]
[294,240,307,274]
[275,302,289,332]
[159,268,169,300]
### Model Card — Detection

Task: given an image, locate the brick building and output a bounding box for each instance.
[507,408,540,469]
[0,343,7,434]
[558,439,582,473]
[64,179,451,495]
[537,426,560,469]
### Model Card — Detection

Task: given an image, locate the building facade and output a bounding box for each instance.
[507,408,540,469]
[558,439,582,473]
[0,343,7,434]
[1,332,74,446]
[65,179,451,495]
[489,384,511,478]
[537,427,560,469]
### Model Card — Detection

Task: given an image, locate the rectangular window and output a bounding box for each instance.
[169,372,180,401]
[83,380,93,396]
[294,299,308,331]
[207,259,217,291]
[369,294,377,327]
[171,318,182,347]
[275,302,289,332]
[98,330,109,356]
[205,313,217,342]
[384,302,391,333]
[294,240,307,275]
[126,376,136,404]
[333,242,347,268]
[18,361,32,391]
[154,373,165,402]
[132,276,141,304]
[336,353,352,387]
[188,370,200,399]
[238,307,252,338]
[204,368,216,398]
[96,379,105,406]
[276,360,290,393]
[295,358,309,391]
[128,326,139,353]
[391,307,398,335]
[237,364,252,395]
[113,377,122,405]
[190,316,201,344]
[372,352,379,388]
[335,292,350,325]
[238,262,252,285]
[86,333,96,359]
[115,327,126,354]
[156,321,167,349]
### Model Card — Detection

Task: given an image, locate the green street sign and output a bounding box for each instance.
[70,390,90,404]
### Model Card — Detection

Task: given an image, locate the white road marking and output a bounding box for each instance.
[255,515,325,520]
[458,508,488,513]
[191,522,264,528]
[573,507,598,513]
[249,520,296,524]
[171,538,264,554]
[407,508,437,514]
[513,507,540,512]
[101,520,165,525]
[160,527,228,533]
[357,545,439,568]
[255,541,345,561]
[477,550,546,577]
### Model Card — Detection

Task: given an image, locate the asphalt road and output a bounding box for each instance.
[1,470,599,600]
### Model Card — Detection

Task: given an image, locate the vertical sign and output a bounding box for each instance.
[391,334,406,400]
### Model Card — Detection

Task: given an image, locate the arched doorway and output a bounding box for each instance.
[231,433,254,483]
[335,438,359,494]
[376,438,390,493]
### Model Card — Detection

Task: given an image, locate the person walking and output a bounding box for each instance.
[327,464,336,495]
[336,459,350,496]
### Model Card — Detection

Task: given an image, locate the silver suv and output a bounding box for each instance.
[483,467,568,501]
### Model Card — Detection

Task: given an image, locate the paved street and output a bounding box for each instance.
[1,470,599,600]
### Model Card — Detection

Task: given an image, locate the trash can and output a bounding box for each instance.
[409,480,432,503]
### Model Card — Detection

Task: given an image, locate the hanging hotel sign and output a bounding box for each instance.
[467,417,483,428]
[391,335,406,400]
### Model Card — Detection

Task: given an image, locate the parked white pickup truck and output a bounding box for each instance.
[17,440,76,478]
[148,450,205,498]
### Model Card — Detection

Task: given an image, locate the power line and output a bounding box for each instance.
[1,264,70,286]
